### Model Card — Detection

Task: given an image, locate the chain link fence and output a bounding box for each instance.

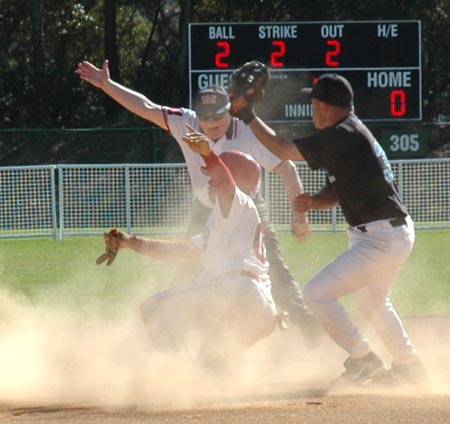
[1,159,449,239]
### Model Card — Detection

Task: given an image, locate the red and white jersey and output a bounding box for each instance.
[162,107,282,208]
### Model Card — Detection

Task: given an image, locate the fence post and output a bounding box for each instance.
[125,165,131,234]
[58,167,64,240]
[49,165,58,239]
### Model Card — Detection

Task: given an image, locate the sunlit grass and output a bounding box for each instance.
[0,229,449,316]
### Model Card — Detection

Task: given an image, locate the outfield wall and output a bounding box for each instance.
[0,159,449,239]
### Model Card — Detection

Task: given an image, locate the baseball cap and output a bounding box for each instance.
[195,86,230,118]
[301,74,353,108]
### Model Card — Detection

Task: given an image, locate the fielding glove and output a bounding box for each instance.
[228,61,269,124]
[96,228,123,266]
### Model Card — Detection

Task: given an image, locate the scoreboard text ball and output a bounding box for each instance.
[188,21,422,123]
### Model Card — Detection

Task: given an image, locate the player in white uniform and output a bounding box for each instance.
[97,135,277,371]
[77,60,321,346]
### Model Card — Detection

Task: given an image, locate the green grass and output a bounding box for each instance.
[279,229,450,316]
[0,229,449,317]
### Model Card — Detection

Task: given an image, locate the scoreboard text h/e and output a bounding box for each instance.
[189,21,422,122]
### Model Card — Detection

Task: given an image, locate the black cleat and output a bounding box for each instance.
[371,359,428,386]
[331,351,386,388]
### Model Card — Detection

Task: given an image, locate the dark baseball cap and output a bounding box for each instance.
[301,74,353,108]
[195,86,230,117]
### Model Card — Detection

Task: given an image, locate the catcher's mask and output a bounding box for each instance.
[219,150,261,195]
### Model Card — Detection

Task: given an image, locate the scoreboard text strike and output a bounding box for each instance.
[189,21,422,122]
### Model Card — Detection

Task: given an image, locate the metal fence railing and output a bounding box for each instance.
[1,159,449,239]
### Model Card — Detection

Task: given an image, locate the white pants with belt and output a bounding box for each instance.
[303,216,418,361]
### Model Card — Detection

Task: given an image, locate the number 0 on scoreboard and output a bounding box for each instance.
[189,21,422,123]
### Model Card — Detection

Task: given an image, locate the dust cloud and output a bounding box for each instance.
[0,279,450,409]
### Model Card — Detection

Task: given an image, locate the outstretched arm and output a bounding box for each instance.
[248,117,304,161]
[231,92,303,160]
[96,229,200,266]
[229,60,304,161]
[125,235,200,262]
[76,60,168,130]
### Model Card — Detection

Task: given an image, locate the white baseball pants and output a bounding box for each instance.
[140,271,276,366]
[304,216,418,362]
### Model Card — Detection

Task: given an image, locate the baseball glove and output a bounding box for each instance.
[96,228,121,266]
[228,60,269,124]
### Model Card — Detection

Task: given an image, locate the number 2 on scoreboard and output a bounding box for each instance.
[215,41,230,68]
[326,39,341,67]
[271,40,286,67]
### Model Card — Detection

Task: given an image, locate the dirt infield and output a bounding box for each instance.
[1,315,449,423]
[1,390,450,423]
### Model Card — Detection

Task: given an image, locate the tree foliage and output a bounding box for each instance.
[1,0,449,129]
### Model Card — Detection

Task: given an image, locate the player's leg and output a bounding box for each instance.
[140,284,228,363]
[303,225,413,355]
[140,290,182,352]
[252,191,322,347]
[141,276,268,369]
[303,222,420,384]
[355,221,426,383]
[356,268,418,362]
[357,286,426,384]
[354,219,416,357]
[228,272,277,349]
[196,272,277,372]
[302,256,372,357]
[303,248,388,386]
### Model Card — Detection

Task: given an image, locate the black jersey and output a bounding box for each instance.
[293,113,408,227]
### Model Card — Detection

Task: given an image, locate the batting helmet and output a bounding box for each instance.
[219,150,261,195]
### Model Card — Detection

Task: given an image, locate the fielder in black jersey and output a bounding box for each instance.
[232,73,427,387]
[295,113,408,227]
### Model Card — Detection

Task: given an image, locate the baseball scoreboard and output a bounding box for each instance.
[188,21,422,123]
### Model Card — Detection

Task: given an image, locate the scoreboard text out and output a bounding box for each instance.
[189,21,422,122]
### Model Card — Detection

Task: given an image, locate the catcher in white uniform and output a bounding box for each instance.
[77,60,321,346]
[97,132,277,371]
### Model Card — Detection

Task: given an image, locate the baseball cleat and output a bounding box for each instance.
[370,359,428,386]
[330,351,386,389]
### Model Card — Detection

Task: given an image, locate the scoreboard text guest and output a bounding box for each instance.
[189,21,422,122]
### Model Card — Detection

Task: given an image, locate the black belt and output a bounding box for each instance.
[356,217,407,233]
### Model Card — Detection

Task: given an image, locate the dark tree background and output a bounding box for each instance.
[0,0,449,155]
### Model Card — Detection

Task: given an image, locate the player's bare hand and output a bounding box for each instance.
[182,124,212,156]
[96,228,130,266]
[76,60,110,89]
[291,219,310,241]
[294,192,314,213]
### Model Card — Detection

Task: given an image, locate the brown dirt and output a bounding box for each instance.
[1,315,449,424]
